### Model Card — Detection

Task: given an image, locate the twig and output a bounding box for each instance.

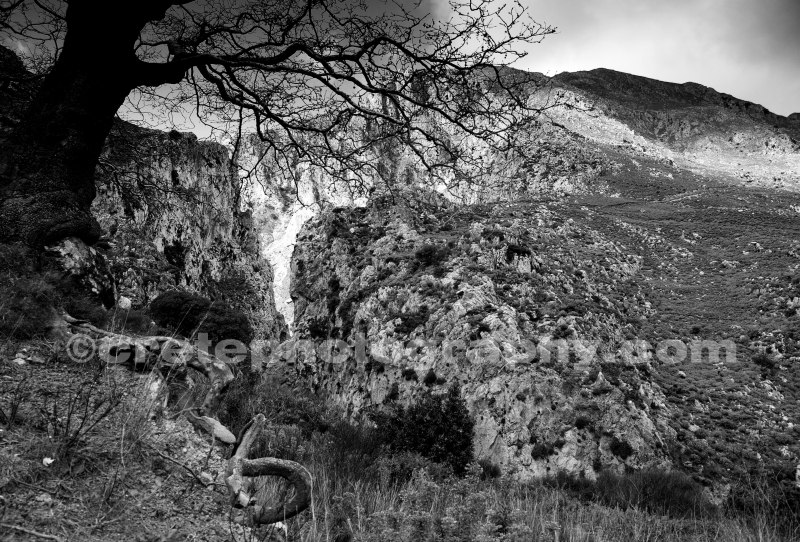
[0,523,65,541]
[11,479,68,496]
[145,443,221,488]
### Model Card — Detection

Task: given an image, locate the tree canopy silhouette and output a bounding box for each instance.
[0,0,552,245]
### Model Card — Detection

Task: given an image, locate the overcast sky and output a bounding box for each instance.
[434,0,799,116]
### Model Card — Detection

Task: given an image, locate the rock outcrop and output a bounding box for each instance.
[243,66,799,331]
[276,197,677,479]
[278,172,800,491]
[92,121,285,342]
[0,45,285,343]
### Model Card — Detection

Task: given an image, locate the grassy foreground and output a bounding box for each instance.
[0,346,798,541]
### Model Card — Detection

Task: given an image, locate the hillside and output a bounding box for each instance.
[284,183,800,489]
[535,67,800,193]
[2,41,800,541]
[274,65,800,529]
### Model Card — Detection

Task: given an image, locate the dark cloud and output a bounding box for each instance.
[505,0,799,115]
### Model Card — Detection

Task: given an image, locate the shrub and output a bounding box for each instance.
[374,384,474,474]
[61,291,108,327]
[0,273,59,340]
[394,305,430,335]
[544,471,596,501]
[609,437,633,459]
[505,244,531,262]
[596,470,713,518]
[478,458,502,479]
[575,416,592,430]
[481,229,505,241]
[149,290,253,345]
[752,351,777,370]
[728,463,800,530]
[110,309,153,334]
[414,244,450,267]
[547,469,714,518]
[306,317,329,339]
[423,369,437,386]
[0,243,107,340]
[366,451,452,486]
[219,373,330,437]
[385,382,400,402]
[311,419,386,485]
[530,442,555,460]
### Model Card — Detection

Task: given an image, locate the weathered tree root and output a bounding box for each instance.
[226,414,312,525]
[60,315,311,525]
[64,315,236,442]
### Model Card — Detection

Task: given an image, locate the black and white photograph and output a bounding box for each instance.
[0,0,799,540]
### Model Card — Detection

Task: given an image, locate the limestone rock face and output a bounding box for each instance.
[237,136,369,326]
[278,198,676,479]
[0,45,285,342]
[91,121,286,342]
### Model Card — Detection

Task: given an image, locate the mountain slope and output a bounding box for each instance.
[279,69,800,500]
[530,67,800,193]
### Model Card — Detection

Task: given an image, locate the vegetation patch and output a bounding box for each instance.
[546,469,715,518]
[393,305,430,334]
[0,243,107,341]
[373,384,474,474]
[414,243,451,267]
[149,290,253,345]
[609,437,634,459]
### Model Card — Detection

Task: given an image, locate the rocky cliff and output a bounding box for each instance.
[278,196,676,480]
[253,65,800,488]
[0,46,285,342]
[279,180,800,493]
[92,121,285,342]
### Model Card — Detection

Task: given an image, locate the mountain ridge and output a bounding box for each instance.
[555,67,799,128]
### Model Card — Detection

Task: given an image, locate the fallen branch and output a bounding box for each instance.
[59,314,312,526]
[225,414,312,525]
[62,316,236,443]
[0,523,64,541]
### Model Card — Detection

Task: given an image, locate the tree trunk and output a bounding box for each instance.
[0,2,160,246]
[0,62,129,245]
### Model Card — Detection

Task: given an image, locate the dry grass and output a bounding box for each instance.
[252,442,799,542]
[2,348,798,541]
[0,341,247,541]
[228,377,799,542]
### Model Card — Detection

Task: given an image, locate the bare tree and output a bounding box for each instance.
[0,0,552,246]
